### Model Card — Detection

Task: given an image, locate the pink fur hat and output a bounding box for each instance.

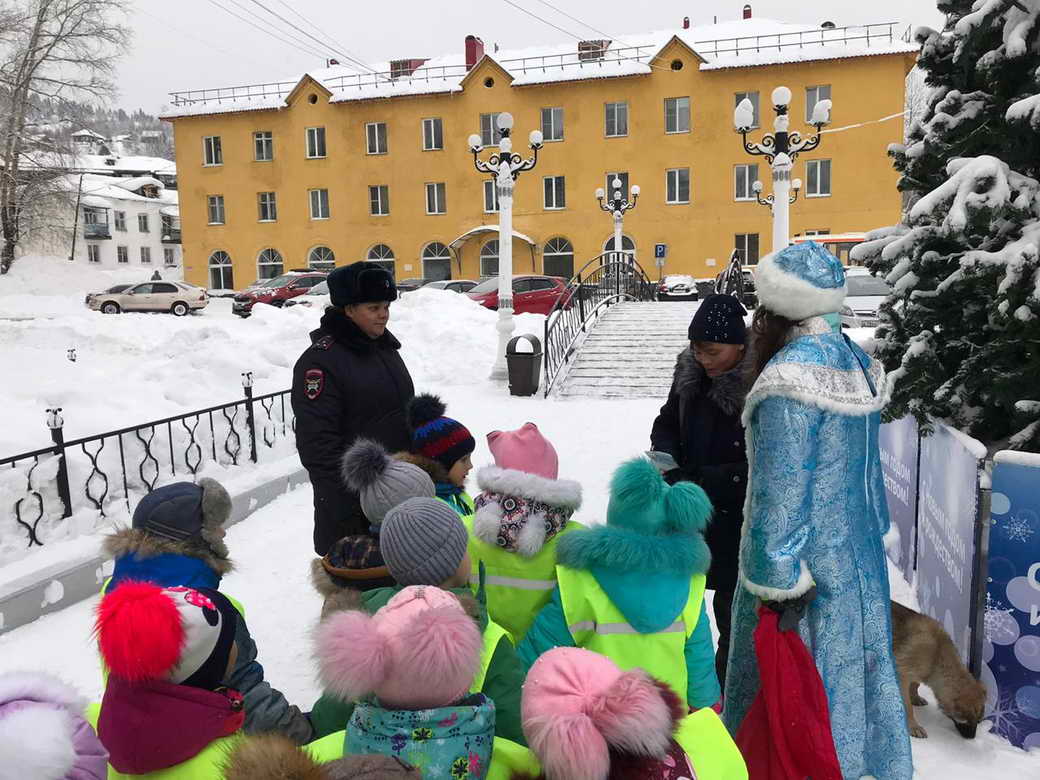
[521,647,678,780]
[315,585,482,711]
[487,422,558,480]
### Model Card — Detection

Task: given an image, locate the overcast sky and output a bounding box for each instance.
[119,0,947,114]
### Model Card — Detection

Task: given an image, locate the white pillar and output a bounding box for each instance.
[613,211,624,259]
[771,152,793,252]
[490,164,515,381]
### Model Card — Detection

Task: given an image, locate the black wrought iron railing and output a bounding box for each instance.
[543,252,657,397]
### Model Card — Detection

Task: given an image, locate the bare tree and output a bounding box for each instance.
[0,0,129,274]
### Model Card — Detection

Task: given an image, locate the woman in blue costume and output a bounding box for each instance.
[723,242,913,780]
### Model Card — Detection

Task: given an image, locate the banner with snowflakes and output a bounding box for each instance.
[879,415,919,583]
[984,453,1040,750]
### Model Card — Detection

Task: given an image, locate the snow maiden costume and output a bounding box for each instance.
[722,242,913,780]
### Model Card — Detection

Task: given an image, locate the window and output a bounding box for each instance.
[664,97,691,133]
[480,112,502,146]
[257,248,283,279]
[425,182,446,215]
[735,233,760,264]
[209,250,234,289]
[207,195,225,225]
[605,172,630,199]
[422,242,451,281]
[163,247,176,266]
[117,246,128,264]
[254,131,273,161]
[153,283,178,294]
[137,214,149,233]
[306,126,326,158]
[309,188,330,220]
[422,118,443,151]
[602,235,635,256]
[734,92,760,128]
[734,164,760,201]
[203,135,222,165]
[480,240,499,277]
[543,237,574,278]
[804,229,831,236]
[605,101,628,137]
[543,176,566,210]
[258,191,277,221]
[367,244,395,276]
[366,122,388,155]
[140,247,152,264]
[483,180,499,213]
[369,185,389,216]
[806,159,832,197]
[806,85,832,123]
[666,168,690,204]
[308,246,335,271]
[114,211,127,231]
[541,107,564,141]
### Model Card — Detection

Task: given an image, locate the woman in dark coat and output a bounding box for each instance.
[650,294,748,685]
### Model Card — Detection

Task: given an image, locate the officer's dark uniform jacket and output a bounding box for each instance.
[292,307,414,555]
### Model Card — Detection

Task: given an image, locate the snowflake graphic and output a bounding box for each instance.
[1003,513,1035,544]
[984,593,1017,643]
[986,686,1024,744]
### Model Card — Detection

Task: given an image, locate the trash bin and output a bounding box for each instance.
[506,334,542,397]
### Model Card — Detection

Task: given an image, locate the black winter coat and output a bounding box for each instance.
[650,348,748,593]
[292,308,414,555]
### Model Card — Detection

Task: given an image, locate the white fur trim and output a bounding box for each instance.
[0,705,77,780]
[475,466,582,509]
[473,502,504,546]
[516,511,548,557]
[755,250,848,322]
[883,524,901,553]
[741,560,815,601]
[0,671,86,713]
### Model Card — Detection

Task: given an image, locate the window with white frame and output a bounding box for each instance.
[483,180,499,213]
[605,102,628,137]
[117,246,128,264]
[543,237,574,278]
[605,172,629,199]
[735,233,760,264]
[308,246,335,271]
[425,182,446,215]
[664,97,690,133]
[543,176,565,210]
[87,245,100,263]
[369,185,389,216]
[666,168,690,204]
[422,242,451,281]
[734,164,760,201]
[803,229,831,236]
[209,250,234,289]
[140,247,152,264]
[367,244,395,272]
[806,159,832,197]
[163,247,176,266]
[114,211,127,231]
[257,248,283,279]
[207,195,225,225]
[480,112,502,147]
[734,92,760,128]
[138,213,150,232]
[541,107,564,141]
[258,191,277,221]
[806,85,832,123]
[309,188,330,219]
[306,126,326,158]
[422,118,443,151]
[254,131,273,161]
[203,136,222,165]
[366,122,388,155]
[480,240,499,277]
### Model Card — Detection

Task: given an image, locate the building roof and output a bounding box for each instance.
[72,173,179,205]
[449,225,536,248]
[72,129,106,139]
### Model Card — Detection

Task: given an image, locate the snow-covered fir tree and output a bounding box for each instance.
[853,0,1040,452]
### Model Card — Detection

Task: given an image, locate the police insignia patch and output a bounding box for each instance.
[304,369,324,400]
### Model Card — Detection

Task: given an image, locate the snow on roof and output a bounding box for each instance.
[74,174,168,204]
[71,129,106,139]
[80,195,111,209]
[110,176,163,192]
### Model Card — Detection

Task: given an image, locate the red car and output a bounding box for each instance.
[466,275,571,315]
[232,271,328,317]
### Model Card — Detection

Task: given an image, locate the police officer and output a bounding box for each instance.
[291,262,413,555]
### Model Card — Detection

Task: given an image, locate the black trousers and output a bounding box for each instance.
[712,588,735,688]
[311,478,366,556]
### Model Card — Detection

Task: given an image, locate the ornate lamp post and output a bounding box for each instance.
[469,112,543,382]
[734,86,831,251]
[595,177,640,263]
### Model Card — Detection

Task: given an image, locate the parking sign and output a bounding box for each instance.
[654,243,667,259]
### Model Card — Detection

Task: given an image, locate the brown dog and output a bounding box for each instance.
[890,600,987,739]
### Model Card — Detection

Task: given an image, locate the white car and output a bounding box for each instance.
[86,281,208,316]
[840,267,891,328]
[283,280,331,309]
[658,274,698,300]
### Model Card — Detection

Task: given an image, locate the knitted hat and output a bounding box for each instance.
[379,498,468,585]
[688,294,748,345]
[408,394,475,472]
[327,261,397,308]
[487,422,559,480]
[315,585,483,710]
[131,478,231,560]
[754,241,847,321]
[340,439,436,525]
[606,457,712,537]
[96,582,238,691]
[521,647,684,780]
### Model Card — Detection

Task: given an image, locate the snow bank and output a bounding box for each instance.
[0,255,157,318]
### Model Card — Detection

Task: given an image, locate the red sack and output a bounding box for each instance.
[735,606,843,780]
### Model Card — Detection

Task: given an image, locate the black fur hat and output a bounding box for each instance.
[327,261,397,307]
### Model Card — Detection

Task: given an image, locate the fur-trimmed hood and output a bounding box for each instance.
[473,466,582,556]
[557,525,710,578]
[673,347,747,417]
[393,451,451,485]
[223,733,420,780]
[103,527,233,577]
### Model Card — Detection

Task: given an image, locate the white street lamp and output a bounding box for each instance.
[596,177,639,264]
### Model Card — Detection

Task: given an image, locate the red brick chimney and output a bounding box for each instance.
[465,35,485,71]
[682,16,690,29]
[743,4,752,19]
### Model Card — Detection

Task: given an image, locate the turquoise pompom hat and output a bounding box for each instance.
[754,240,848,321]
[606,457,713,536]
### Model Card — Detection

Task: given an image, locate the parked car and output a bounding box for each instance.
[840,267,892,328]
[467,275,571,315]
[423,279,477,293]
[87,281,208,316]
[658,274,698,301]
[232,271,327,317]
[395,278,428,293]
[283,280,331,309]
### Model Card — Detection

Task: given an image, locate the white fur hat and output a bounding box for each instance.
[754,241,848,321]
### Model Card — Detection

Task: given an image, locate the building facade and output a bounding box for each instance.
[163,17,917,290]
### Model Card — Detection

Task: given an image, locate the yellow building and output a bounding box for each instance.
[163,16,918,290]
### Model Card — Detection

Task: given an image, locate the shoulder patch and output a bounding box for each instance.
[304,369,325,400]
[312,335,334,350]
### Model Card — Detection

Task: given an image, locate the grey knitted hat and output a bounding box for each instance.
[341,439,436,525]
[380,497,468,586]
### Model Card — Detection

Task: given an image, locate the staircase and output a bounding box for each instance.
[556,301,700,398]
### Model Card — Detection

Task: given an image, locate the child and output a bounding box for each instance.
[470,423,583,642]
[519,647,747,780]
[92,582,244,777]
[223,733,420,779]
[103,479,312,744]
[518,457,721,711]
[0,671,108,780]
[309,498,526,746]
[400,394,476,519]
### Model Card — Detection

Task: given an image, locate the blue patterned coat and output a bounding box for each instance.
[723,318,913,780]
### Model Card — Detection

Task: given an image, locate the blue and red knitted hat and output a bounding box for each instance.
[408,394,475,472]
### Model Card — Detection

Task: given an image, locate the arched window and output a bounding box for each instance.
[308,246,335,271]
[543,237,574,279]
[602,235,635,254]
[367,244,396,277]
[421,241,451,281]
[209,250,234,290]
[479,240,499,278]
[256,248,283,280]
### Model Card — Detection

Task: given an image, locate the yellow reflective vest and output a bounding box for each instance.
[676,709,749,780]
